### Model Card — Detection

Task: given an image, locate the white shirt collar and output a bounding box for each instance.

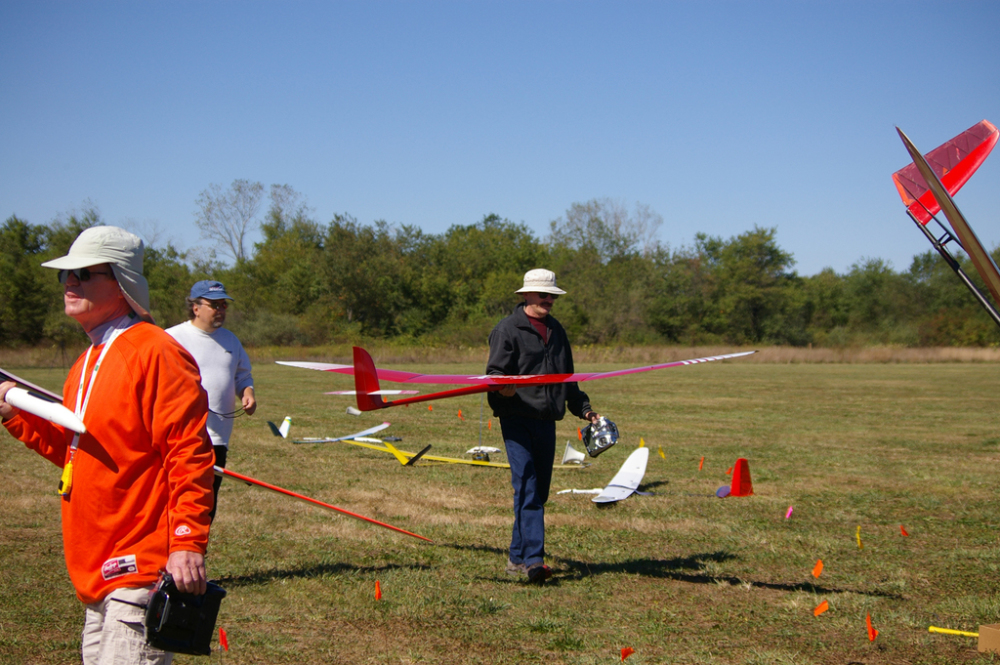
[87,313,139,346]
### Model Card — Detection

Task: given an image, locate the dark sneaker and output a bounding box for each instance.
[506,559,527,576]
[526,563,552,584]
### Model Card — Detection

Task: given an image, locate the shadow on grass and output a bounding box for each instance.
[427,543,904,598]
[217,561,431,588]
[552,551,905,599]
[558,551,903,600]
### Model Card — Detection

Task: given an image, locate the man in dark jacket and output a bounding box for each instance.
[487,269,601,583]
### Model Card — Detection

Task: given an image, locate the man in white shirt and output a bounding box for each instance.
[166,280,255,520]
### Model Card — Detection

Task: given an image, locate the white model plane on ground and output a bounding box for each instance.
[557,446,650,504]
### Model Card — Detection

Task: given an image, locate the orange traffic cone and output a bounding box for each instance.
[729,458,753,497]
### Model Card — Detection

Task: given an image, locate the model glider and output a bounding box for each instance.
[216,466,431,542]
[289,421,510,467]
[278,346,756,412]
[892,122,1000,327]
[557,446,650,502]
[289,421,391,444]
[0,370,430,541]
[593,447,650,504]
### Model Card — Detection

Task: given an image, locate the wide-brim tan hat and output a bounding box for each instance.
[515,268,566,295]
[41,226,154,323]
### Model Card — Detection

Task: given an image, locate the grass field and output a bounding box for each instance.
[3,355,1000,664]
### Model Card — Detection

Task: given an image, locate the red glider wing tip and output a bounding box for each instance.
[892,120,998,223]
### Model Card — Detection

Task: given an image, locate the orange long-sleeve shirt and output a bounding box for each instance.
[4,322,214,604]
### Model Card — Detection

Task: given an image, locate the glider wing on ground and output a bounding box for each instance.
[593,447,650,504]
[278,347,757,412]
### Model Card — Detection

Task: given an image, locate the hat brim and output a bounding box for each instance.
[41,255,110,270]
[515,286,566,295]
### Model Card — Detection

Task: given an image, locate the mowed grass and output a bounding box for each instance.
[3,359,1000,664]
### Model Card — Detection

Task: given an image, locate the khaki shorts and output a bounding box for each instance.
[82,586,172,665]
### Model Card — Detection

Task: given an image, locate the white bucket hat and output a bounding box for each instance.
[41,226,154,323]
[515,268,566,295]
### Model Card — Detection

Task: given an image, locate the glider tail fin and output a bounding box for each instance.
[353,347,388,411]
[267,416,293,438]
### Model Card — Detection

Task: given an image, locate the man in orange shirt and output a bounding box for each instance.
[0,226,214,665]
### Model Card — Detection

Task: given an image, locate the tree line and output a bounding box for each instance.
[3,186,999,350]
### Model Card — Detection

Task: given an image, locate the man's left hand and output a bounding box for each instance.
[166,550,207,595]
[241,388,257,416]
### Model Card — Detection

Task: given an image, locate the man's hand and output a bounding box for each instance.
[584,410,601,424]
[241,387,257,416]
[498,385,517,397]
[166,550,207,595]
[0,381,20,421]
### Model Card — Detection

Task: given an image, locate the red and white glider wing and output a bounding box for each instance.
[279,347,756,411]
[278,351,755,386]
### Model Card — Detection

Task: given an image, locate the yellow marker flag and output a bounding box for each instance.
[658,446,665,460]
[856,525,862,550]
[639,438,645,448]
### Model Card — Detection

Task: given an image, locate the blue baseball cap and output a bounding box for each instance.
[189,280,233,301]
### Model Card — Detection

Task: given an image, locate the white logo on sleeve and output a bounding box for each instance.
[101,555,138,580]
[174,525,192,536]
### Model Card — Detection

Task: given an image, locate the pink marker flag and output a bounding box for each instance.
[785,506,793,519]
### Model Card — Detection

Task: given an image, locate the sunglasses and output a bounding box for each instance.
[58,268,113,284]
[535,293,558,300]
[199,300,229,310]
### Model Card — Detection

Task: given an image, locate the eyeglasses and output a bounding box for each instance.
[58,268,113,284]
[199,300,229,310]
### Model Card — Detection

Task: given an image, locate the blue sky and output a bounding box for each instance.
[2,1,998,275]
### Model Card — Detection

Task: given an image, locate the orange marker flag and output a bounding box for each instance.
[219,627,229,651]
[428,404,433,411]
[621,646,635,662]
[866,613,878,641]
[458,409,464,421]
[813,600,829,617]
[577,428,582,441]
[375,580,382,600]
[488,419,492,431]
[698,456,704,471]
[900,525,909,537]
[726,467,733,475]
[812,559,823,578]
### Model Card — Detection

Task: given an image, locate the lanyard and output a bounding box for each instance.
[58,325,127,497]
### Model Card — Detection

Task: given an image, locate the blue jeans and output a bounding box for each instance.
[500,417,556,566]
